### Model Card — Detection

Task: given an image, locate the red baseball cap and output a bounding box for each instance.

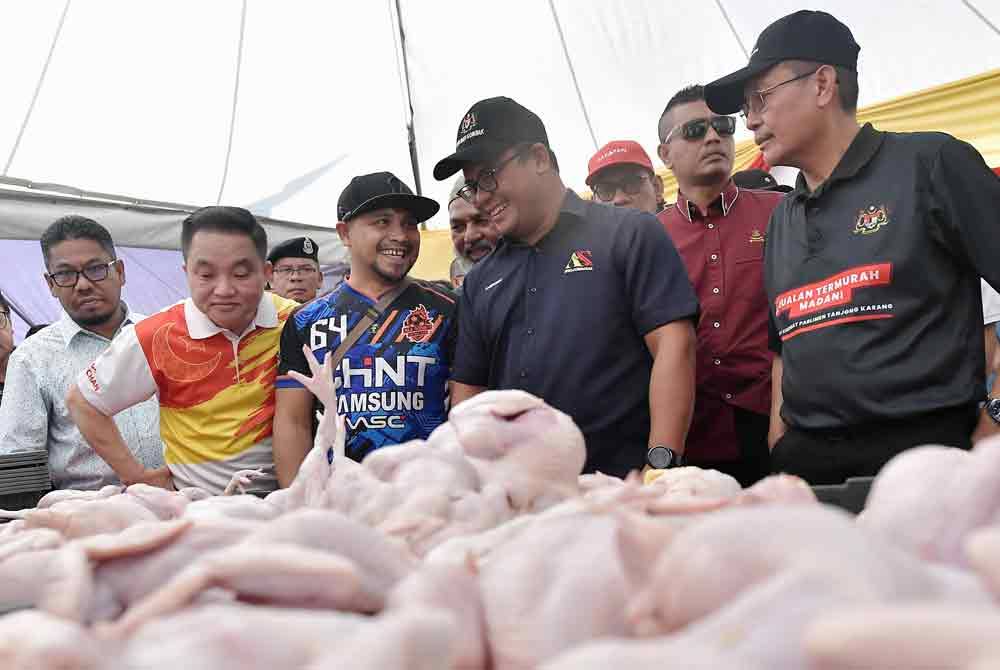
[586,140,655,186]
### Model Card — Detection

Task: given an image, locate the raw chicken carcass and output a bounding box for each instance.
[119,603,366,670]
[626,505,992,637]
[102,542,382,638]
[477,510,635,669]
[803,604,1000,670]
[304,608,456,670]
[387,561,489,670]
[966,526,1000,597]
[860,439,1000,565]
[0,609,111,670]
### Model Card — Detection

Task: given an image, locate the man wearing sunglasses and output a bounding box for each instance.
[655,85,783,486]
[434,96,699,478]
[0,216,163,490]
[585,140,664,214]
[705,10,1000,484]
[267,237,323,303]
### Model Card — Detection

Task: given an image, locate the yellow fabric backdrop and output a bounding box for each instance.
[413,68,1000,281]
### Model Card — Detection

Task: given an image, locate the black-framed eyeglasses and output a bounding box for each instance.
[273,265,318,277]
[47,260,118,288]
[0,311,9,330]
[592,173,652,202]
[741,68,821,118]
[663,115,736,143]
[457,149,524,204]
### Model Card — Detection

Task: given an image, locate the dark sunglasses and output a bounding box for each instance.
[592,173,652,202]
[663,115,736,143]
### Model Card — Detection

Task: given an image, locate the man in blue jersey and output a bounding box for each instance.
[272,172,457,486]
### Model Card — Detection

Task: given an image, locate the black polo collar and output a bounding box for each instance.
[494,189,583,253]
[792,122,885,200]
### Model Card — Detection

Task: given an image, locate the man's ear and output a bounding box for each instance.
[263,260,273,283]
[814,64,839,109]
[653,174,665,203]
[657,142,673,170]
[336,220,351,247]
[530,143,551,174]
[44,273,58,298]
[115,259,126,287]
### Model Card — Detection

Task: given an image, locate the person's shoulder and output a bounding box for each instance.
[270,292,300,316]
[291,287,342,325]
[133,300,185,335]
[410,278,458,308]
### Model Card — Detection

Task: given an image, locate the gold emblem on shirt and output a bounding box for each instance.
[748,229,766,244]
[854,204,889,235]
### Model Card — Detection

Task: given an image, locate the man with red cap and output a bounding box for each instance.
[655,84,782,486]
[586,140,664,214]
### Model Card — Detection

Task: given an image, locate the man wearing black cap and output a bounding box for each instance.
[267,237,323,303]
[705,10,1000,484]
[435,96,699,478]
[273,172,457,485]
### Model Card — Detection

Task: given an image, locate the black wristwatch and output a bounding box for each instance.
[986,397,1000,425]
[647,445,682,469]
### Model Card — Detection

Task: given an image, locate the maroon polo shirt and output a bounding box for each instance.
[658,181,782,461]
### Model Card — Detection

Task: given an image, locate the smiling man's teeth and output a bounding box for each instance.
[380,249,406,257]
[490,203,507,218]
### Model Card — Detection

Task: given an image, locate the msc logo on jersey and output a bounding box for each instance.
[749,229,766,244]
[564,249,594,274]
[854,204,889,235]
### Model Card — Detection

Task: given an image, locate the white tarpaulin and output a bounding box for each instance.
[1,0,998,331]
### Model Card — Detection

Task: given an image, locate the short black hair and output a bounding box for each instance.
[658,85,705,143]
[787,60,859,113]
[40,215,116,269]
[180,206,267,261]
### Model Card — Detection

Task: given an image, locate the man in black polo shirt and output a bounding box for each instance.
[705,10,1000,484]
[433,97,699,477]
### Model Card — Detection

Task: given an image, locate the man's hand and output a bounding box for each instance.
[127,466,174,490]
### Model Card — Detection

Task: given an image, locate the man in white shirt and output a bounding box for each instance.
[0,216,162,489]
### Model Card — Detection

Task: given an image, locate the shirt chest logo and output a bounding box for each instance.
[854,204,890,235]
[401,305,436,343]
[564,249,594,274]
[749,229,766,244]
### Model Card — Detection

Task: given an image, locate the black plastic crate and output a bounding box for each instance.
[812,476,874,515]
[0,451,51,515]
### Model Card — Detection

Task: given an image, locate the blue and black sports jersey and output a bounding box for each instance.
[277,280,457,462]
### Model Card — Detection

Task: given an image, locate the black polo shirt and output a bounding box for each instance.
[766,123,1000,430]
[454,190,699,476]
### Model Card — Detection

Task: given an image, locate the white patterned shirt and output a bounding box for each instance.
[0,305,163,489]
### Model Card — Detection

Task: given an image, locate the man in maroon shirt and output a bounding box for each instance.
[656,84,783,485]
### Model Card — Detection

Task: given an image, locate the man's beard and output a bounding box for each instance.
[73,305,119,328]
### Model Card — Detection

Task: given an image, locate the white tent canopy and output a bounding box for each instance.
[2,0,999,330]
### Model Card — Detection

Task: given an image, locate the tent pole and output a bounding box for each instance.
[394,0,423,198]
[547,0,598,152]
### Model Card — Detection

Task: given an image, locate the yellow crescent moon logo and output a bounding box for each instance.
[152,322,223,383]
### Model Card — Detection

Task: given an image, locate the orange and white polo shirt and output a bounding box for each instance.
[78,292,297,494]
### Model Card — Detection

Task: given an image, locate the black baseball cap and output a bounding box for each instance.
[704,10,860,115]
[433,96,549,181]
[732,168,793,193]
[337,171,439,223]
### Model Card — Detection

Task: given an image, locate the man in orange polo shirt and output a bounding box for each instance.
[67,206,297,494]
[656,84,783,486]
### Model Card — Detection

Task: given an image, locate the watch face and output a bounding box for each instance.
[988,399,1000,421]
[647,446,673,469]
